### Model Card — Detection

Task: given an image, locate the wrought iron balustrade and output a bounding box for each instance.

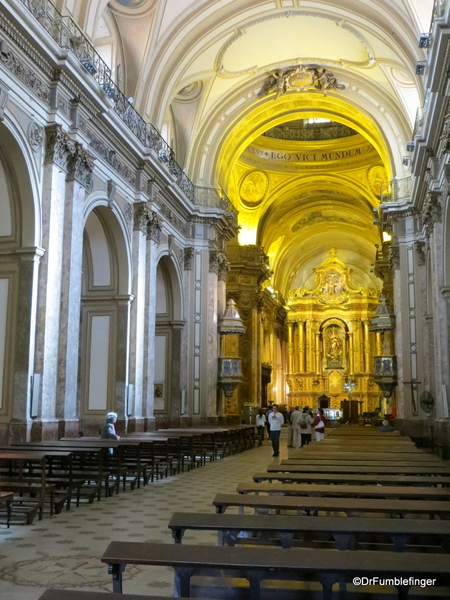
[380,176,411,203]
[19,0,195,203]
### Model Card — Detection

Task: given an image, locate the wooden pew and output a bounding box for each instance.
[253,471,450,486]
[0,447,73,512]
[282,457,441,467]
[12,443,108,501]
[168,511,450,551]
[236,481,450,500]
[266,463,450,475]
[0,452,50,523]
[212,492,450,519]
[100,541,450,597]
[0,491,13,527]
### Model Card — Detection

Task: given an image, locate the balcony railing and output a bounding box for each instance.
[432,0,448,20]
[194,186,238,222]
[19,0,196,203]
[380,176,412,203]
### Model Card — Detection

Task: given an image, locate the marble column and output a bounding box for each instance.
[142,211,161,429]
[128,204,150,431]
[33,125,75,440]
[56,144,94,438]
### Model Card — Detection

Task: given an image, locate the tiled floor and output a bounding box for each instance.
[0,437,283,599]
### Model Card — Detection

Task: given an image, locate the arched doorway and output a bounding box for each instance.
[154,254,184,426]
[79,205,131,433]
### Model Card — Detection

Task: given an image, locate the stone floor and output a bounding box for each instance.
[0,433,448,600]
[0,436,282,600]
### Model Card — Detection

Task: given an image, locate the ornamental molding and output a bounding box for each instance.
[258,65,345,99]
[0,30,50,104]
[414,240,426,266]
[66,142,94,190]
[388,244,400,270]
[183,247,194,270]
[133,202,153,233]
[87,128,137,187]
[45,124,75,170]
[147,210,162,243]
[28,121,44,152]
[209,250,228,276]
[422,191,442,238]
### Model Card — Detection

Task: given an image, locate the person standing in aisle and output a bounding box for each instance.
[300,405,313,447]
[313,407,326,441]
[255,409,266,446]
[268,404,284,457]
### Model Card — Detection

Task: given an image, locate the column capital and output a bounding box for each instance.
[45,124,75,171]
[67,142,94,191]
[422,190,442,238]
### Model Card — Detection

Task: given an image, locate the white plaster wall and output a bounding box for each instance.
[85,211,111,287]
[88,315,110,410]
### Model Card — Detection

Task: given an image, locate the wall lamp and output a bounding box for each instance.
[419,33,431,48]
[402,156,410,166]
[406,141,415,152]
[416,61,427,75]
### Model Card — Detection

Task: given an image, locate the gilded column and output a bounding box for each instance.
[315,332,321,374]
[298,320,305,373]
[307,320,314,373]
[352,320,362,373]
[348,332,354,375]
[363,320,370,373]
[375,332,382,356]
[287,322,294,373]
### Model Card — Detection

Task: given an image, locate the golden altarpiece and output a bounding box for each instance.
[286,249,382,411]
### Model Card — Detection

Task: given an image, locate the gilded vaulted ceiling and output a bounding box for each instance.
[60,0,432,299]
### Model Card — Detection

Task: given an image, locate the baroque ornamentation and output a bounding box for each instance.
[209,250,228,276]
[414,241,426,266]
[0,42,50,104]
[107,179,116,208]
[183,247,194,270]
[422,191,442,238]
[258,65,345,99]
[388,244,400,270]
[239,171,269,206]
[67,143,94,190]
[147,211,162,243]
[87,129,137,187]
[28,121,44,152]
[133,202,152,233]
[45,124,76,170]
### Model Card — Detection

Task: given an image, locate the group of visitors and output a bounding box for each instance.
[256,404,326,457]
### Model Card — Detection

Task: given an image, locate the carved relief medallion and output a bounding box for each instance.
[239,170,269,206]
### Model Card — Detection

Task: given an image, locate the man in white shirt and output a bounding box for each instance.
[268,404,284,457]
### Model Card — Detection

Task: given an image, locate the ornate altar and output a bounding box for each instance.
[285,249,381,412]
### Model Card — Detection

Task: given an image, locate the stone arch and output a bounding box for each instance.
[79,202,132,430]
[0,120,40,439]
[154,253,184,424]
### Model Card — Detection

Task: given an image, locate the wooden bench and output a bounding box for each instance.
[100,541,450,598]
[212,492,450,519]
[282,458,441,467]
[0,452,57,523]
[253,471,450,486]
[236,482,450,500]
[0,491,13,527]
[267,463,450,475]
[167,511,450,551]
